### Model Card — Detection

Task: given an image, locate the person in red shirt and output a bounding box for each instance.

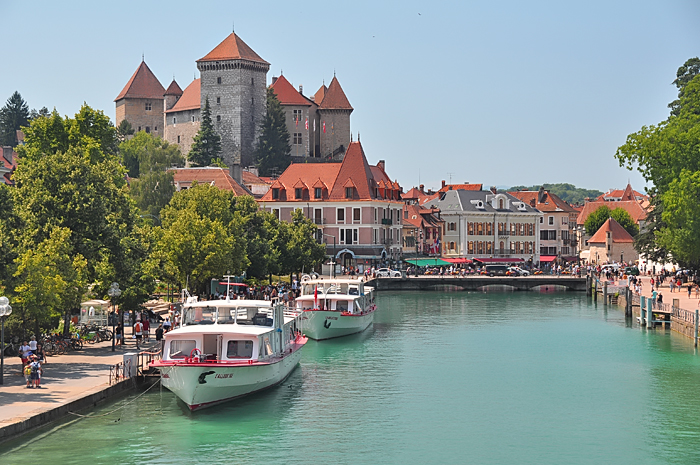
[142,317,150,342]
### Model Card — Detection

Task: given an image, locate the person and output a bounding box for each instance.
[29,336,38,352]
[134,319,143,350]
[652,289,658,309]
[163,317,171,332]
[115,322,123,346]
[19,341,31,366]
[34,344,46,364]
[657,293,664,305]
[30,355,42,388]
[142,317,150,342]
[155,324,164,352]
[688,283,693,298]
[24,362,32,388]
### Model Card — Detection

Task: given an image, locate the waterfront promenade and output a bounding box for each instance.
[0,330,154,441]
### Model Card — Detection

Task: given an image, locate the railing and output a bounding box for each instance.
[672,306,697,325]
[109,361,126,385]
[381,218,392,225]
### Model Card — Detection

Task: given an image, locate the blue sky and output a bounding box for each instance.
[1,0,698,193]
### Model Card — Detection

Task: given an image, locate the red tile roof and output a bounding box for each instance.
[170,167,251,196]
[164,80,183,96]
[313,85,327,105]
[330,142,376,200]
[1,148,17,185]
[438,183,483,193]
[596,184,648,201]
[318,77,353,111]
[588,218,634,243]
[166,79,200,114]
[241,170,268,185]
[198,33,269,64]
[115,61,165,101]
[270,75,313,106]
[508,190,577,212]
[576,199,648,225]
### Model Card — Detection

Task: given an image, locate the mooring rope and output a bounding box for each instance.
[67,378,161,418]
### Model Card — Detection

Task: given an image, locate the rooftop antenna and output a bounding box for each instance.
[447,172,454,184]
[142,53,144,62]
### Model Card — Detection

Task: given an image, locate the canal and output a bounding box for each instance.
[2,291,700,464]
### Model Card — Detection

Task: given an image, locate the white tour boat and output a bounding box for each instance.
[295,276,377,340]
[152,298,306,411]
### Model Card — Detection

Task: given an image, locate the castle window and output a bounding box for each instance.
[251,77,254,85]
[217,97,220,104]
[155,126,157,131]
[177,135,181,143]
[145,126,151,133]
[173,117,176,124]
[217,77,222,84]
[295,188,302,200]
[138,126,141,131]
[145,102,152,111]
[293,109,302,123]
[192,116,195,122]
[217,115,221,122]
[314,187,322,199]
[293,133,302,145]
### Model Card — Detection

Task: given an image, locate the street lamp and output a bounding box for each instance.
[108,282,121,352]
[322,233,337,278]
[621,251,624,266]
[0,296,12,385]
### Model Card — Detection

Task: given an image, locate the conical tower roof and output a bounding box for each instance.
[318,76,353,111]
[115,61,165,101]
[197,32,269,64]
[329,141,374,200]
[164,79,183,97]
[270,75,312,106]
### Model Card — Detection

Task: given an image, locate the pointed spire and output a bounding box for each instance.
[115,60,165,101]
[318,76,353,111]
[197,32,269,64]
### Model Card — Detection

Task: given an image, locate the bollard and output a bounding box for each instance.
[647,298,654,329]
[586,275,592,296]
[695,310,699,348]
[640,296,646,326]
[603,282,608,306]
[594,279,598,302]
[626,288,632,317]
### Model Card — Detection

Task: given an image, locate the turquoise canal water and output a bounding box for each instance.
[3,291,700,464]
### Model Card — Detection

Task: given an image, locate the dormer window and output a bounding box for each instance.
[295,188,303,200]
[315,187,322,199]
[499,199,504,209]
[272,188,280,200]
[346,187,353,199]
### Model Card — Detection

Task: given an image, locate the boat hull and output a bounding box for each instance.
[157,343,304,411]
[302,307,375,340]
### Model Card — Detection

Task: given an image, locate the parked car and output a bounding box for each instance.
[601,264,620,273]
[624,266,640,276]
[485,264,509,276]
[507,266,530,276]
[376,268,401,278]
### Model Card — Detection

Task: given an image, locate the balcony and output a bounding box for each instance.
[381,218,393,225]
[314,217,325,225]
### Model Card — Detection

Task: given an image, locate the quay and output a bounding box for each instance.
[370,275,587,292]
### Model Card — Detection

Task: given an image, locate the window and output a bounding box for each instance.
[173,117,176,124]
[353,208,360,222]
[145,102,152,111]
[468,241,474,254]
[293,133,302,145]
[177,135,181,143]
[539,217,544,224]
[562,247,570,255]
[217,115,221,122]
[251,77,254,85]
[499,199,504,209]
[477,223,483,235]
[353,229,358,243]
[314,187,322,199]
[145,126,151,133]
[217,97,221,104]
[450,241,455,251]
[486,223,493,235]
[192,115,195,122]
[272,209,280,219]
[337,208,345,222]
[295,188,302,199]
[345,187,353,199]
[169,340,196,359]
[375,208,378,223]
[272,188,280,200]
[227,340,253,358]
[540,230,557,240]
[138,126,141,131]
[154,126,157,131]
[548,217,554,225]
[293,109,302,123]
[562,216,568,224]
[217,77,222,84]
[374,229,378,244]
[314,209,322,224]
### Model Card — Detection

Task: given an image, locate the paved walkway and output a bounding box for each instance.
[630,275,700,312]
[0,331,158,428]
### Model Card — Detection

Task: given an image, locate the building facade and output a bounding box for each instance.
[114,61,166,137]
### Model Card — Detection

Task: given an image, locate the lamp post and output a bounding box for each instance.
[108,283,121,352]
[323,233,337,278]
[621,251,624,267]
[0,296,12,385]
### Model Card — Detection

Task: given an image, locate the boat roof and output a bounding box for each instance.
[166,324,272,337]
[184,299,273,308]
[300,277,366,285]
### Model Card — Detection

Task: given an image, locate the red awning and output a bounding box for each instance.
[473,258,524,263]
[539,256,557,263]
[218,282,248,287]
[443,258,472,264]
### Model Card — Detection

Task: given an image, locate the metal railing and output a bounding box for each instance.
[109,361,126,385]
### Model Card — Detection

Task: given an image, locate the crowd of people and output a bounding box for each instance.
[18,336,44,388]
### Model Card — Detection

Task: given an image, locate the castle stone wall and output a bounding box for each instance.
[115,98,164,137]
[164,108,201,157]
[319,109,351,158]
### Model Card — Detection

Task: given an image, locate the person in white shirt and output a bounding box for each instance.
[19,341,32,365]
[29,336,38,351]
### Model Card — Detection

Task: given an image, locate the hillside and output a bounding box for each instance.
[504,183,603,205]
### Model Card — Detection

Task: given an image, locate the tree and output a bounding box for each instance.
[668,57,700,117]
[278,209,326,276]
[584,206,638,237]
[0,91,30,146]
[116,119,135,142]
[188,98,221,166]
[255,88,291,176]
[616,59,700,268]
[506,183,602,205]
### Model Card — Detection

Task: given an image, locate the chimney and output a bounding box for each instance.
[229,163,242,185]
[538,186,546,203]
[490,186,497,194]
[441,180,446,188]
[271,76,278,85]
[419,184,424,193]
[3,146,12,164]
[299,85,303,94]
[377,160,385,171]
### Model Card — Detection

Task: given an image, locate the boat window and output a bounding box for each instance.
[217,308,236,324]
[227,340,254,358]
[235,307,272,325]
[169,339,196,359]
[349,286,359,296]
[184,306,216,325]
[336,300,348,312]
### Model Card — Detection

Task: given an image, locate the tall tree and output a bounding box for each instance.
[0,91,30,146]
[116,119,135,142]
[188,98,221,166]
[584,206,639,237]
[668,57,700,117]
[255,88,291,176]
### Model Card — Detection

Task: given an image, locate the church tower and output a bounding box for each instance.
[196,33,270,168]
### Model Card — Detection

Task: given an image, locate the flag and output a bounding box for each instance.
[314,285,318,309]
[295,116,298,127]
[305,118,308,130]
[323,121,326,133]
[313,119,316,132]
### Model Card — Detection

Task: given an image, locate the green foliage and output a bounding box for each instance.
[29,107,50,121]
[615,59,700,268]
[277,209,326,276]
[0,91,30,146]
[188,98,221,166]
[116,119,135,142]
[506,183,602,205]
[255,88,291,176]
[584,206,638,237]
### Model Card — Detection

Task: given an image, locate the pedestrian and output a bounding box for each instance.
[24,362,32,388]
[29,336,38,352]
[34,344,46,365]
[115,322,123,346]
[142,317,150,342]
[163,317,171,332]
[30,355,42,388]
[652,289,658,309]
[688,283,693,298]
[670,280,675,293]
[155,324,164,352]
[19,341,31,366]
[134,319,143,350]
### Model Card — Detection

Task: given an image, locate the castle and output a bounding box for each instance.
[115,32,353,171]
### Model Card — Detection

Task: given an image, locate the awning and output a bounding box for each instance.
[218,282,248,287]
[539,256,557,263]
[405,258,453,267]
[473,257,524,264]
[442,258,472,264]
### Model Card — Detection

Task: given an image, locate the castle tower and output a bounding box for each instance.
[115,60,166,137]
[316,76,353,159]
[164,79,183,111]
[196,33,270,168]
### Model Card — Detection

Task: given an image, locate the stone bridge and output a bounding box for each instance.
[366,276,587,292]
